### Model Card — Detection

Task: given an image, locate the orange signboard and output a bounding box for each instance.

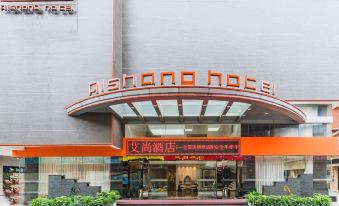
[11,137,339,157]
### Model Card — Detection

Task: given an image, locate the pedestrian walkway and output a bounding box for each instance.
[117,199,248,206]
[330,191,339,206]
[0,194,24,206]
[0,194,12,206]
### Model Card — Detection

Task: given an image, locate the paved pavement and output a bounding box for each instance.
[330,191,339,206]
[0,195,13,206]
[0,194,24,206]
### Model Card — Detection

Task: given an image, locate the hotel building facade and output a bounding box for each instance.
[1,0,339,205]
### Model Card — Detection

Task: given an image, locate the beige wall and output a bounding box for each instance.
[333,108,339,129]
[330,166,338,191]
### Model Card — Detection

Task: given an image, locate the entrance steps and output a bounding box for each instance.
[117,199,248,206]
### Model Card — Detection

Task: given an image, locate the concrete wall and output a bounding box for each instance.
[1,0,339,144]
[0,0,113,144]
[122,0,339,99]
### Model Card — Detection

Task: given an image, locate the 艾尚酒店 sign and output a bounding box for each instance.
[126,139,240,156]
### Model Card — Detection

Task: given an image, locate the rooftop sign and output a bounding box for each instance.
[88,70,276,97]
[0,0,76,15]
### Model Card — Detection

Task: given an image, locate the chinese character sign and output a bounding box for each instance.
[126,139,240,155]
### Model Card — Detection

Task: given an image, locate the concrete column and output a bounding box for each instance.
[304,156,314,174]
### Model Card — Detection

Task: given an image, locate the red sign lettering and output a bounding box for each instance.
[127,139,240,155]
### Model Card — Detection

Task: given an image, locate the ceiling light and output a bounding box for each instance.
[208,126,220,132]
[185,128,193,132]
[264,112,269,115]
[150,129,184,136]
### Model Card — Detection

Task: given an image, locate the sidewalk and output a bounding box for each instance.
[330,191,339,206]
[0,194,24,206]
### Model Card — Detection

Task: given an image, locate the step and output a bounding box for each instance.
[117,199,248,205]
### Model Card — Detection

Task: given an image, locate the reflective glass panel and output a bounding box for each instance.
[183,100,203,117]
[157,100,179,117]
[133,101,158,117]
[110,103,137,117]
[226,102,251,116]
[205,100,228,116]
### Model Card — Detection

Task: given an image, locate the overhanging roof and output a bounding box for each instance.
[66,86,306,124]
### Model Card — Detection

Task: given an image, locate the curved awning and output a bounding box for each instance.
[66,86,306,123]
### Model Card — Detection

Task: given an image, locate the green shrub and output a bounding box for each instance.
[246,192,332,206]
[31,197,50,206]
[30,190,120,206]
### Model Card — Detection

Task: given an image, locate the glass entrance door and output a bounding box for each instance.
[127,160,144,198]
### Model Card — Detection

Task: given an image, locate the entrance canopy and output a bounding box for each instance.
[67,86,306,124]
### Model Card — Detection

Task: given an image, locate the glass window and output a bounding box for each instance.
[205,100,228,116]
[182,100,203,117]
[284,156,306,179]
[313,124,326,136]
[110,103,137,117]
[125,124,240,138]
[226,102,251,116]
[299,124,314,137]
[20,157,111,201]
[157,100,179,117]
[146,161,217,199]
[133,101,158,117]
[317,105,328,116]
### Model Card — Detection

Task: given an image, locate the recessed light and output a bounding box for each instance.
[247,108,252,111]
[208,127,220,132]
[264,112,269,115]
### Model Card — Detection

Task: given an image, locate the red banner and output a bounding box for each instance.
[126,139,240,155]
[163,155,245,161]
